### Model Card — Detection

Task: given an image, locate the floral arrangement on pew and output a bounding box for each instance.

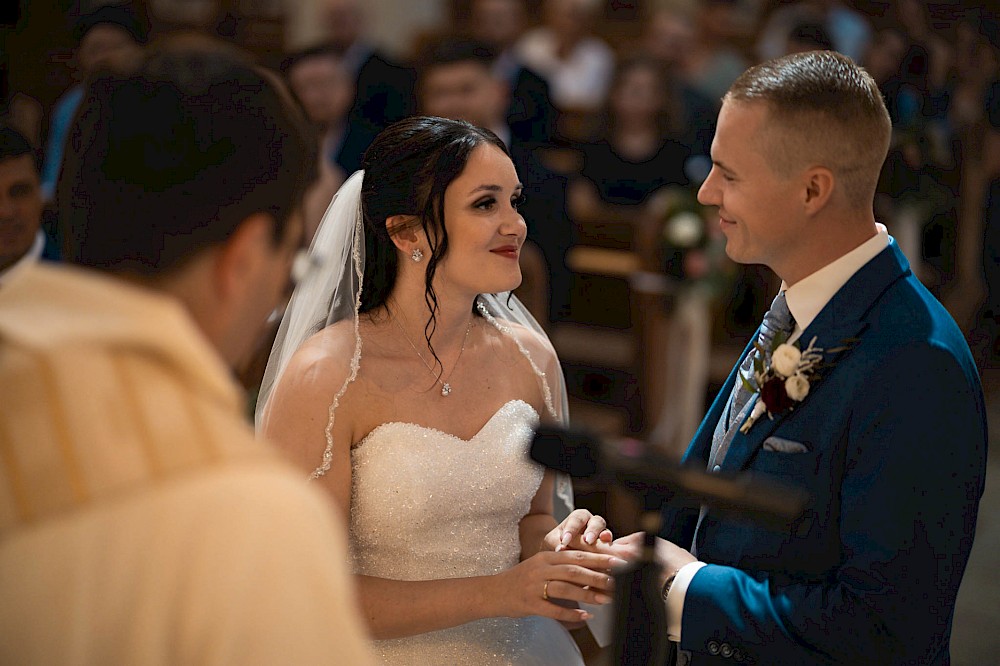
[642,185,732,301]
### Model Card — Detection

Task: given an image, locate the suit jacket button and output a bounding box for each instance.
[720,643,734,658]
[707,640,721,655]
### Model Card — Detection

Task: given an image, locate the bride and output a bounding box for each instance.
[256,116,618,663]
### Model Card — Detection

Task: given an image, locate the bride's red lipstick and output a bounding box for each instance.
[491,245,519,259]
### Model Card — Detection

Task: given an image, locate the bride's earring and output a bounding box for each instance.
[411,248,424,262]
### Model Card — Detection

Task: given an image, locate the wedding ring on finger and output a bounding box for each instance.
[542,580,551,601]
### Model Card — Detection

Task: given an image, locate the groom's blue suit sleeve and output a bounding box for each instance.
[664,255,988,665]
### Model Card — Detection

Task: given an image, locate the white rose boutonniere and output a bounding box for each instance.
[739,337,825,434]
[784,373,810,401]
[771,344,802,377]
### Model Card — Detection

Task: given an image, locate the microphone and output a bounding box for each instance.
[531,425,810,521]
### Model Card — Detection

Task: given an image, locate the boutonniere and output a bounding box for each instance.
[739,335,825,434]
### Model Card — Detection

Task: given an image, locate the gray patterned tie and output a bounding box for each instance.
[724,290,794,438]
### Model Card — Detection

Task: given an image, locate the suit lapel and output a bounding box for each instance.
[720,240,912,473]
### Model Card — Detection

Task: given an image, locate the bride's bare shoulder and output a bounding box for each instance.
[278,320,359,392]
[496,320,557,357]
[486,318,560,376]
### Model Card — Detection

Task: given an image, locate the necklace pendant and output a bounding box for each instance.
[441,383,452,397]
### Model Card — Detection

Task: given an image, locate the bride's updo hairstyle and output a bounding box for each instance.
[359,115,510,342]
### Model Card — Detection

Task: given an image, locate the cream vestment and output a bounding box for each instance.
[0,264,374,665]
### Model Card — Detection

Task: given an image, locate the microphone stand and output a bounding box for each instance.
[608,506,675,666]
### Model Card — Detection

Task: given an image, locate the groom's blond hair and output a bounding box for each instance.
[725,50,891,208]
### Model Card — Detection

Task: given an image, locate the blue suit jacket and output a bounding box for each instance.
[661,240,988,665]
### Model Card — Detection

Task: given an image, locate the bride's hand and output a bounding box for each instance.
[491,550,621,623]
[542,509,614,553]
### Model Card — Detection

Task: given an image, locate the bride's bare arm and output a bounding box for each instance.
[505,325,615,556]
[259,327,356,517]
[355,547,618,639]
[519,470,558,558]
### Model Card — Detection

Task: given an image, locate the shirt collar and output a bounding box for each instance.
[0,230,45,287]
[783,224,890,339]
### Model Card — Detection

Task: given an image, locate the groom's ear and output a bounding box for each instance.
[385,214,423,253]
[801,166,834,215]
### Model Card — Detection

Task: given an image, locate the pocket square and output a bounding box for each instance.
[762,437,810,454]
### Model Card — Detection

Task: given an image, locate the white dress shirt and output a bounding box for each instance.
[665,224,891,642]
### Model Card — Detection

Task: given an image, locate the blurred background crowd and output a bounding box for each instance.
[5,0,1000,445]
[2,0,999,660]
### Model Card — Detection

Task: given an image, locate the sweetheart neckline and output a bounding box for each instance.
[354,399,538,449]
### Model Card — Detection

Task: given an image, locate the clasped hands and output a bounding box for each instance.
[492,509,617,626]
[544,508,697,570]
[536,511,697,615]
[503,510,697,625]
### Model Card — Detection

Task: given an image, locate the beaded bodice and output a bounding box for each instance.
[349,400,543,580]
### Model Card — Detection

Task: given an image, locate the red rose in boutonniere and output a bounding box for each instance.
[759,376,796,413]
[739,336,825,434]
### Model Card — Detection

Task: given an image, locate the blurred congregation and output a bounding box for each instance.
[4,0,1000,455]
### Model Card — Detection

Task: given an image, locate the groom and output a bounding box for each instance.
[618,51,988,665]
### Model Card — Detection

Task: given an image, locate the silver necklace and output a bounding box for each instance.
[392,315,472,397]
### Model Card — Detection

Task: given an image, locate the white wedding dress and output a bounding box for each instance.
[349,399,585,665]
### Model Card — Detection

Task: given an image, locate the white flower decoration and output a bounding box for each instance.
[771,343,802,377]
[739,336,829,434]
[665,211,704,248]
[785,373,811,401]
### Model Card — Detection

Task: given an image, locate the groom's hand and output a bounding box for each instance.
[607,532,698,573]
[542,509,614,553]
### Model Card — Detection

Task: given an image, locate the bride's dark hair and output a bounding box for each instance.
[359,116,510,367]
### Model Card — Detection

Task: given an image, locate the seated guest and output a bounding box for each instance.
[0,124,45,285]
[785,20,835,55]
[863,28,923,137]
[281,45,374,240]
[468,0,559,146]
[569,58,692,224]
[0,36,373,664]
[283,46,370,176]
[41,3,143,202]
[418,37,575,323]
[756,0,872,63]
[683,0,750,104]
[318,0,416,136]
[515,0,615,113]
[639,7,717,158]
[0,67,42,147]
